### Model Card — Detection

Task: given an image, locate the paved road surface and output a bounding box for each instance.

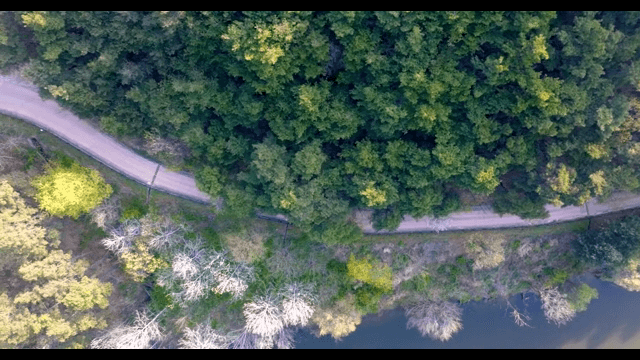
[2,74,640,234]
[0,75,211,203]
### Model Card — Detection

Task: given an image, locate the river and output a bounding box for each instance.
[294,275,640,348]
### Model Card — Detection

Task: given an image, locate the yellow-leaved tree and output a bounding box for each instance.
[32,160,112,219]
[0,181,112,348]
[0,181,48,258]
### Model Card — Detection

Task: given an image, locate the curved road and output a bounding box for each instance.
[2,74,640,234]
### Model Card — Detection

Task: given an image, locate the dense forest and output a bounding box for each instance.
[3,11,640,235]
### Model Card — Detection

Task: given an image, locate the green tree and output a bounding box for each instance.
[567,284,598,312]
[5,11,640,231]
[573,215,640,268]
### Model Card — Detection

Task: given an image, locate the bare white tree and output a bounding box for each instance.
[214,270,250,299]
[90,310,164,349]
[101,220,140,255]
[274,327,296,349]
[179,323,232,349]
[243,296,285,339]
[517,240,534,258]
[143,216,186,251]
[506,300,531,328]
[158,236,254,305]
[172,253,200,281]
[158,250,226,304]
[254,334,275,349]
[539,287,575,326]
[511,309,531,327]
[90,196,120,230]
[280,283,315,327]
[228,330,257,349]
[405,301,463,342]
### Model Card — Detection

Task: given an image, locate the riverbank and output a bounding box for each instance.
[294,274,640,348]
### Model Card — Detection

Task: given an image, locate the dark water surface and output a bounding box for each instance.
[294,275,640,348]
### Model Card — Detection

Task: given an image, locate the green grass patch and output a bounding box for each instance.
[149,285,174,313]
[510,240,522,251]
[515,281,532,293]
[201,226,224,251]
[401,272,431,293]
[79,221,108,249]
[543,267,570,288]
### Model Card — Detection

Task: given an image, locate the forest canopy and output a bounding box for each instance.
[3,11,640,231]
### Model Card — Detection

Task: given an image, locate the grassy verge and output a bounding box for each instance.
[0,114,149,198]
[362,219,590,245]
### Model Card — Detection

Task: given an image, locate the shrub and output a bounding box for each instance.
[32,161,112,219]
[149,285,173,312]
[402,272,431,293]
[465,233,506,271]
[354,284,384,314]
[543,268,570,288]
[393,253,411,272]
[223,227,268,264]
[514,281,532,293]
[201,227,223,252]
[80,224,108,249]
[120,197,148,221]
[371,208,404,231]
[510,240,521,251]
[326,259,348,275]
[315,219,362,246]
[456,256,468,266]
[347,254,393,292]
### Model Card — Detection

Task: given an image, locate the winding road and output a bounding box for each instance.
[2,74,640,234]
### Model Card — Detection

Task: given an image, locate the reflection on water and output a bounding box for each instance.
[295,275,640,348]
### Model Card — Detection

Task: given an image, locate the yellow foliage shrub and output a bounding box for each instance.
[347,254,393,292]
